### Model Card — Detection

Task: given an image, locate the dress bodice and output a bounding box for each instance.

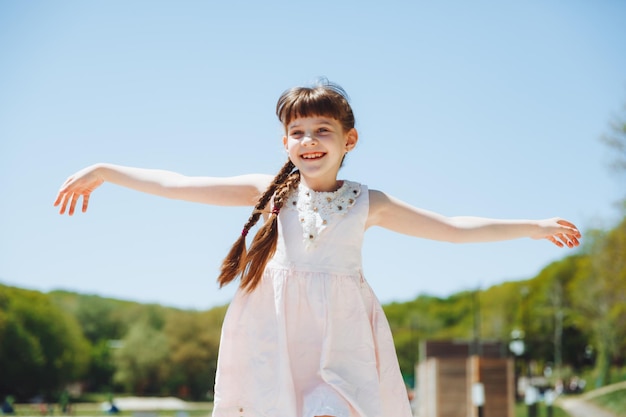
[268,180,368,275]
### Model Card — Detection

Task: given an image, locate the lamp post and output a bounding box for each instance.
[544,389,556,417]
[509,329,525,402]
[472,288,482,356]
[519,286,538,417]
[524,385,539,417]
[472,382,485,417]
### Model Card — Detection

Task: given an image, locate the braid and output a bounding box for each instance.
[239,169,300,292]
[217,160,298,290]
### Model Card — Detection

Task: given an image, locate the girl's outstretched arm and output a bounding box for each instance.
[54,163,273,215]
[367,190,581,248]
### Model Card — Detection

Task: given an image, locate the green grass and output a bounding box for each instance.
[11,402,214,417]
[13,401,580,417]
[514,402,570,417]
[14,401,577,417]
[589,387,626,416]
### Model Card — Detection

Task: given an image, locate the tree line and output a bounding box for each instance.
[1,213,624,402]
[0,287,228,402]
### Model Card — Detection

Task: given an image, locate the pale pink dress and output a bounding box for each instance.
[212,181,413,417]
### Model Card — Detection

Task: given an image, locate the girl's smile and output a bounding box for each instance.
[301,152,325,159]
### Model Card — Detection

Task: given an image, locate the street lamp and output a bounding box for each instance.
[472,382,485,417]
[509,330,525,402]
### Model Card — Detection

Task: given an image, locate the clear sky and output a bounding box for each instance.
[1,1,625,311]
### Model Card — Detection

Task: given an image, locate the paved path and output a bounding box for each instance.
[557,397,622,417]
[556,380,626,417]
[582,380,626,401]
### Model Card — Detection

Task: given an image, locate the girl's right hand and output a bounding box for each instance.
[54,165,105,215]
[531,218,582,248]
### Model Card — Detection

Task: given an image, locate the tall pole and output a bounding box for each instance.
[521,286,537,417]
[552,281,564,381]
[473,288,482,356]
[521,286,530,378]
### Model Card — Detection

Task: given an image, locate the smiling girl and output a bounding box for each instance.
[55,80,581,417]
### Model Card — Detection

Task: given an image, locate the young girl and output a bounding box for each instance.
[54,81,581,417]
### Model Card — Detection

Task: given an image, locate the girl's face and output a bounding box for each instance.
[283,116,358,191]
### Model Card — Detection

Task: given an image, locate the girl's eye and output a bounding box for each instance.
[290,130,303,137]
[318,128,330,134]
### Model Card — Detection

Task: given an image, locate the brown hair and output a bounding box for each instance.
[217,80,355,292]
[276,81,355,133]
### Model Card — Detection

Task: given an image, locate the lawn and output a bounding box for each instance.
[514,402,570,417]
[11,402,214,417]
[589,387,626,416]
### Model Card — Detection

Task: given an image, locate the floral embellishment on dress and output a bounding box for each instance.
[286,180,361,249]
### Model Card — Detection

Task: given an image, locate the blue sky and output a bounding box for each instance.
[1,1,625,310]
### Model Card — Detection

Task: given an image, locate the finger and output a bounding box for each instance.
[56,176,76,196]
[557,219,581,237]
[548,235,564,248]
[55,182,72,202]
[566,227,582,239]
[82,194,90,213]
[69,193,79,216]
[555,233,573,248]
[556,219,575,227]
[59,194,69,215]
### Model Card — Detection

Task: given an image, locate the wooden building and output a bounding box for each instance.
[415,340,514,417]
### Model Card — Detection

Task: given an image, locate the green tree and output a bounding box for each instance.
[479,281,521,341]
[113,319,169,394]
[0,285,90,400]
[526,257,590,376]
[163,307,225,400]
[73,295,129,343]
[570,220,626,386]
[85,339,116,392]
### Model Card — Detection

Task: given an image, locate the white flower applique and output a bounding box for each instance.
[286,180,361,249]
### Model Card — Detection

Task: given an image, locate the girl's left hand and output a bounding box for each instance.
[54,165,105,215]
[532,218,581,248]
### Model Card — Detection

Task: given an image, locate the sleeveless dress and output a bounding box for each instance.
[212,181,413,417]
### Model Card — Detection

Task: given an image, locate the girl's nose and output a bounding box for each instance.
[302,133,318,145]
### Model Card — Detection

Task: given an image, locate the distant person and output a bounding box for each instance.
[107,403,119,415]
[1,396,15,415]
[59,391,71,415]
[55,80,581,417]
[102,394,119,415]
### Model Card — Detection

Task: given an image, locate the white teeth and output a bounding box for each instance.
[302,153,324,159]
